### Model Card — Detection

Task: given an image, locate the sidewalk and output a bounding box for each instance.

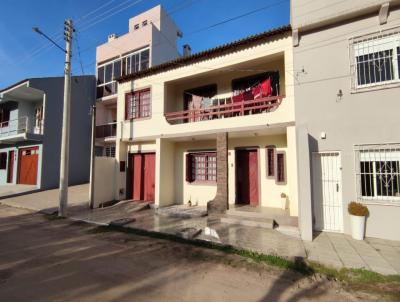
[69,202,400,276]
[0,184,89,214]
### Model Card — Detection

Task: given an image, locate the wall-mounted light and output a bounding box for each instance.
[336,89,343,101]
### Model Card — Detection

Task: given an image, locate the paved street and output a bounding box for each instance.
[0,205,372,302]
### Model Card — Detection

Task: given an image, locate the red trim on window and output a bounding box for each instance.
[266,146,275,177]
[276,152,285,183]
[186,152,217,183]
[185,153,192,182]
[125,88,151,120]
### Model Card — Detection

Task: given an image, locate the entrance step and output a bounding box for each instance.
[221,210,274,229]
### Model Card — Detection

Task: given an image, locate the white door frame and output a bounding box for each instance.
[312,151,343,233]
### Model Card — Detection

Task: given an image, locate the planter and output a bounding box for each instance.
[280,197,287,210]
[350,214,366,240]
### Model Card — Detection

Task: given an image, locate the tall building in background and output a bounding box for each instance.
[95,5,182,157]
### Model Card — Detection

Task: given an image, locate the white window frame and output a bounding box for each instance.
[355,143,400,205]
[350,26,400,91]
[96,47,150,97]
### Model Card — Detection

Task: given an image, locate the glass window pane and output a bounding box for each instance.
[105,63,113,83]
[140,49,150,70]
[113,60,121,79]
[97,66,104,85]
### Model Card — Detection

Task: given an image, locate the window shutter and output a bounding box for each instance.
[266,146,275,177]
[185,153,193,182]
[276,152,285,183]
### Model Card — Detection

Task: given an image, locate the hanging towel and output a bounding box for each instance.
[260,78,272,97]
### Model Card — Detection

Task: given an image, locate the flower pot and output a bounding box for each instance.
[280,197,287,210]
[350,214,366,240]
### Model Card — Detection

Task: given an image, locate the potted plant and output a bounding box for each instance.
[280,193,287,209]
[348,201,369,240]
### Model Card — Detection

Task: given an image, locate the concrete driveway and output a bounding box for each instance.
[0,183,89,214]
[0,184,37,198]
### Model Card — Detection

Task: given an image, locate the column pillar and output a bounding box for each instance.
[207,132,228,214]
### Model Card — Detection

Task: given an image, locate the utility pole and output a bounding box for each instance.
[89,104,96,209]
[58,19,74,217]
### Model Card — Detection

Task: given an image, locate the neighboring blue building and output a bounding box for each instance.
[0,76,95,189]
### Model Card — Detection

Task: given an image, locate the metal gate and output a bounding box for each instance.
[312,152,343,232]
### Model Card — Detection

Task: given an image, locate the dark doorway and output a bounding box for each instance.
[236,149,259,206]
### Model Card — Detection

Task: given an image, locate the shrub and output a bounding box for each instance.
[348,201,369,217]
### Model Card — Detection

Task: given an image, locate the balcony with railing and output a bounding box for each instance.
[96,122,117,141]
[165,95,284,124]
[163,55,292,130]
[0,116,43,142]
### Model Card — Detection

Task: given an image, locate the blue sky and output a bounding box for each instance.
[0,0,289,88]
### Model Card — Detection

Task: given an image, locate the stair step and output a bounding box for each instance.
[275,225,301,238]
[220,216,274,229]
[225,209,270,219]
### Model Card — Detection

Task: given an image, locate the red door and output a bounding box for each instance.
[18,147,39,185]
[143,153,155,201]
[7,150,14,183]
[132,154,143,201]
[131,153,155,202]
[236,149,259,206]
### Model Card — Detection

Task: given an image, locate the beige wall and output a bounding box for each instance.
[93,157,116,207]
[292,4,400,240]
[117,33,295,141]
[291,0,399,30]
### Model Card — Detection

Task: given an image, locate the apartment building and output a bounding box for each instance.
[0,76,95,189]
[95,5,182,157]
[109,25,300,230]
[291,0,400,241]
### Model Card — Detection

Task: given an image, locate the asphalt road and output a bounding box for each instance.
[0,205,370,302]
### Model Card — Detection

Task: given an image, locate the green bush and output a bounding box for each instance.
[348,201,369,217]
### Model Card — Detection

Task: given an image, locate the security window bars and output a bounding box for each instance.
[355,144,400,203]
[350,27,400,90]
[266,146,275,177]
[187,152,217,182]
[105,145,116,157]
[125,89,151,119]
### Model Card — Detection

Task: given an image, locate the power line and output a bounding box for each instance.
[186,0,289,35]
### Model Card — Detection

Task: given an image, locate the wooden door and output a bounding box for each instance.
[7,150,14,183]
[132,154,143,201]
[312,152,343,232]
[18,147,39,185]
[236,149,259,206]
[143,153,155,202]
[131,153,155,202]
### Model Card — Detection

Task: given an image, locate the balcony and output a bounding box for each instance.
[96,122,117,140]
[165,95,284,124]
[96,82,118,100]
[0,116,43,143]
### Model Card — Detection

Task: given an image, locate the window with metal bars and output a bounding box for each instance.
[105,145,116,158]
[351,28,400,90]
[276,152,285,183]
[266,146,275,177]
[125,89,151,119]
[186,152,217,182]
[355,144,400,203]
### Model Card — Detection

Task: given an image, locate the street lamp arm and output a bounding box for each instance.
[32,27,67,53]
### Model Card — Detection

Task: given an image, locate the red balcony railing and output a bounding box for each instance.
[165,95,284,124]
[96,122,117,138]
